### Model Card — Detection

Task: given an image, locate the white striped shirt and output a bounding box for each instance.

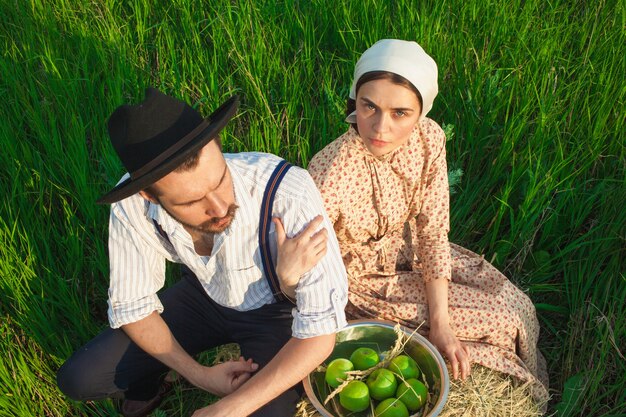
[106,152,348,338]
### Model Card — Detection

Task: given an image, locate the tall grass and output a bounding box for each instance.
[0,0,623,415]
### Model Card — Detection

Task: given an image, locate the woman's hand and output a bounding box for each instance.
[189,356,258,397]
[424,277,471,380]
[273,215,328,298]
[428,322,471,380]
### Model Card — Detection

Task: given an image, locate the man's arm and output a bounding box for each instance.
[269,168,349,341]
[192,333,336,417]
[122,311,258,396]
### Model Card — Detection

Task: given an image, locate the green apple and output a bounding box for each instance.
[388,355,420,380]
[374,397,409,417]
[325,358,354,388]
[366,368,398,401]
[396,378,428,411]
[339,380,370,412]
[350,347,380,370]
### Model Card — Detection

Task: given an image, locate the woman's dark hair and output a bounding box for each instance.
[346,71,423,132]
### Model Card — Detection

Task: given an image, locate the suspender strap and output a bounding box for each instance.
[152,219,171,244]
[259,160,296,304]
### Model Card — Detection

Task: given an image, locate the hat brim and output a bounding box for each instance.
[96,95,240,205]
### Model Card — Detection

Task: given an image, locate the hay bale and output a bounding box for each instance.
[295,365,543,417]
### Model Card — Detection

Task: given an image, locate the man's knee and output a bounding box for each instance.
[56,334,124,401]
[56,358,95,401]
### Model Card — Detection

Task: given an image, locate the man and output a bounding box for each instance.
[57,88,348,417]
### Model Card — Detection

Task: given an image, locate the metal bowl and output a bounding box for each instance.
[303,320,449,416]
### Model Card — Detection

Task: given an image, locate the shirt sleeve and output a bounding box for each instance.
[414,121,452,283]
[307,144,343,224]
[107,200,167,328]
[274,168,349,339]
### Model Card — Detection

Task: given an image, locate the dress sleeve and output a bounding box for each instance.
[307,142,343,224]
[414,121,452,282]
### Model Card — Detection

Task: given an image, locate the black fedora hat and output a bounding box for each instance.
[97,88,239,204]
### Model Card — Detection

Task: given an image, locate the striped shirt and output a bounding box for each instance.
[106,152,348,338]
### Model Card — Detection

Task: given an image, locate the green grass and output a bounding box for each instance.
[1,0,624,415]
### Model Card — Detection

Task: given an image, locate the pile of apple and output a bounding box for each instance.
[324,347,428,417]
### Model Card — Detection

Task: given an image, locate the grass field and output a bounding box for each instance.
[1,0,624,416]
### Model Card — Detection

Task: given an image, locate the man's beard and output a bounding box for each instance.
[162,203,239,234]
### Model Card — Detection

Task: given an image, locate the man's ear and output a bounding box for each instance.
[139,189,159,204]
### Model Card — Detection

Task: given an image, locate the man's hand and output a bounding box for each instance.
[274,215,328,298]
[191,403,219,417]
[188,356,258,397]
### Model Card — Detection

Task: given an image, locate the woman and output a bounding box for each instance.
[307,39,549,406]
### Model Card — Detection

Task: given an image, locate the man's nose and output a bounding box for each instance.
[204,194,229,218]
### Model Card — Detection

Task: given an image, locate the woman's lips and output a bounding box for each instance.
[368,138,388,147]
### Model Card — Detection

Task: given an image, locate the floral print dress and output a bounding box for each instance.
[308,119,549,405]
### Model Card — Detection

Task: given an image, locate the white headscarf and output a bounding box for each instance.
[346,39,438,122]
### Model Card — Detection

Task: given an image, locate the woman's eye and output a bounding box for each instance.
[395,110,406,117]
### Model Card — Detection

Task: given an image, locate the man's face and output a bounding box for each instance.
[141,141,237,234]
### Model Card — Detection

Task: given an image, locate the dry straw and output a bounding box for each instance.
[212,343,242,363]
[438,366,543,417]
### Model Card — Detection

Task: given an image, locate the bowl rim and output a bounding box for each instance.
[303,319,450,417]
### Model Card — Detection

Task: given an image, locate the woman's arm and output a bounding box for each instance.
[307,140,344,224]
[424,278,471,380]
[414,120,470,379]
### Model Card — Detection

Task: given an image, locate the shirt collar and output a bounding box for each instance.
[146,199,179,238]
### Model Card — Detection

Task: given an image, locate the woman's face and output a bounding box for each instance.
[355,78,422,157]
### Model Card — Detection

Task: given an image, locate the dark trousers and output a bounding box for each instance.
[57,267,300,416]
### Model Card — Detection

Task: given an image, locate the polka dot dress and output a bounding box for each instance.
[308,120,549,406]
